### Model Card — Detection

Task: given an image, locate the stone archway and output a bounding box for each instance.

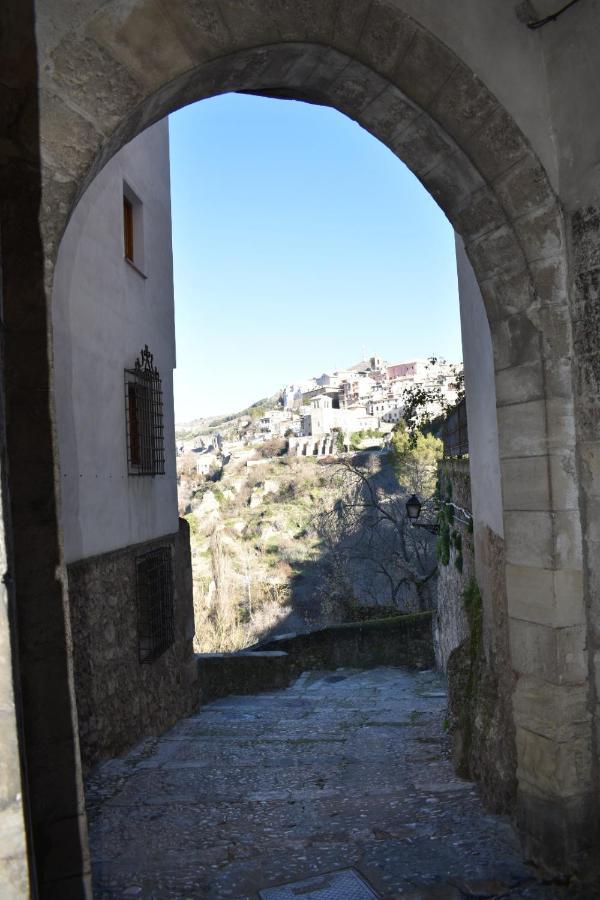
[5,1,591,892]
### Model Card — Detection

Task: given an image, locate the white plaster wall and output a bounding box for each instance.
[52,118,178,563]
[455,234,503,539]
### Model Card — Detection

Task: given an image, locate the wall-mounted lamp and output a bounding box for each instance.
[405,494,439,534]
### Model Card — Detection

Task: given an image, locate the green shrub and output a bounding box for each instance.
[463,579,482,661]
[436,526,450,566]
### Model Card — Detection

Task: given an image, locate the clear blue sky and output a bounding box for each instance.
[169,93,462,423]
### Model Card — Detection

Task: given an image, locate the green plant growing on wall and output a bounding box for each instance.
[445,479,454,524]
[449,578,484,778]
[349,428,383,450]
[332,427,345,453]
[390,420,443,497]
[435,474,470,571]
[452,530,463,572]
[436,521,450,566]
[435,477,451,566]
[398,357,464,439]
[463,579,482,663]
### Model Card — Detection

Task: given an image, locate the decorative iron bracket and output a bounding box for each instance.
[410,521,440,535]
[134,344,159,378]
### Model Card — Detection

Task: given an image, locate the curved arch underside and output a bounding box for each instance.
[33,0,592,879]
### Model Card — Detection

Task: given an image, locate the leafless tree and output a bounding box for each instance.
[314,454,437,612]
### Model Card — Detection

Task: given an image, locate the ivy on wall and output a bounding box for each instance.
[435,471,471,572]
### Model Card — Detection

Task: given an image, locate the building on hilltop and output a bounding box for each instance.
[301,394,379,439]
[291,354,463,441]
[282,379,317,408]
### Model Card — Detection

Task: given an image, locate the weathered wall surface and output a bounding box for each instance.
[455,236,503,539]
[68,519,197,772]
[452,233,517,814]
[455,236,511,691]
[197,612,435,703]
[256,612,435,674]
[52,118,178,564]
[436,460,517,817]
[434,459,473,673]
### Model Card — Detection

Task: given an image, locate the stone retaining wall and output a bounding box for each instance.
[197,612,434,704]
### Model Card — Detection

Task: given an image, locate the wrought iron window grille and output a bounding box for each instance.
[136,546,175,663]
[125,344,165,476]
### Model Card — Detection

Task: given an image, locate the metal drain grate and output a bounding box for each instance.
[258,868,379,899]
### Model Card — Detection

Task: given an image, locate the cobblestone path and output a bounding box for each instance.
[86,668,586,898]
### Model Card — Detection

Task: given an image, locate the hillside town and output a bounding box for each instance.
[176,355,462,481]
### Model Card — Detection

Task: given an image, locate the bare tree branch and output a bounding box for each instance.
[313,453,437,612]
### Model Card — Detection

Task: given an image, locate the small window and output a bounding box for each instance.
[136,547,174,663]
[125,345,165,476]
[122,183,145,271]
[123,195,134,262]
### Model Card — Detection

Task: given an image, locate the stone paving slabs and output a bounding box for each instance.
[86,667,589,898]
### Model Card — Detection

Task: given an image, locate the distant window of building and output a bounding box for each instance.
[125,345,165,476]
[136,546,174,662]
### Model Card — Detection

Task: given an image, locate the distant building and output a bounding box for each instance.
[387,359,430,381]
[302,395,378,438]
[258,408,294,436]
[282,379,317,408]
[196,452,221,476]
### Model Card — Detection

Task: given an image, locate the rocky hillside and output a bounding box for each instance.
[175,394,281,444]
[182,454,337,651]
[180,447,437,652]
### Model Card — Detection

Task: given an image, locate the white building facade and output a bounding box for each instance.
[51,120,196,770]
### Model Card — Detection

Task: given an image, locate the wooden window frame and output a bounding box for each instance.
[123,195,134,262]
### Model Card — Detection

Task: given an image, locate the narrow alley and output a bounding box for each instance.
[86,668,579,899]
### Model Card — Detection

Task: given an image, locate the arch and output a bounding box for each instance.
[10,0,588,890]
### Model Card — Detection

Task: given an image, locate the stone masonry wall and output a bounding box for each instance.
[68,518,197,772]
[569,204,600,865]
[197,612,435,704]
[436,460,517,816]
[434,459,474,672]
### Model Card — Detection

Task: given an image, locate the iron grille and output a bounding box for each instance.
[125,345,165,476]
[442,397,469,457]
[136,546,174,663]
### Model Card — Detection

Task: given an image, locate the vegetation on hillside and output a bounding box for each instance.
[175,393,281,441]
[179,367,456,652]
[182,455,334,651]
[181,424,442,652]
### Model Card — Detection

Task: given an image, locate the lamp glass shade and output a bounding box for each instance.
[405,494,422,520]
